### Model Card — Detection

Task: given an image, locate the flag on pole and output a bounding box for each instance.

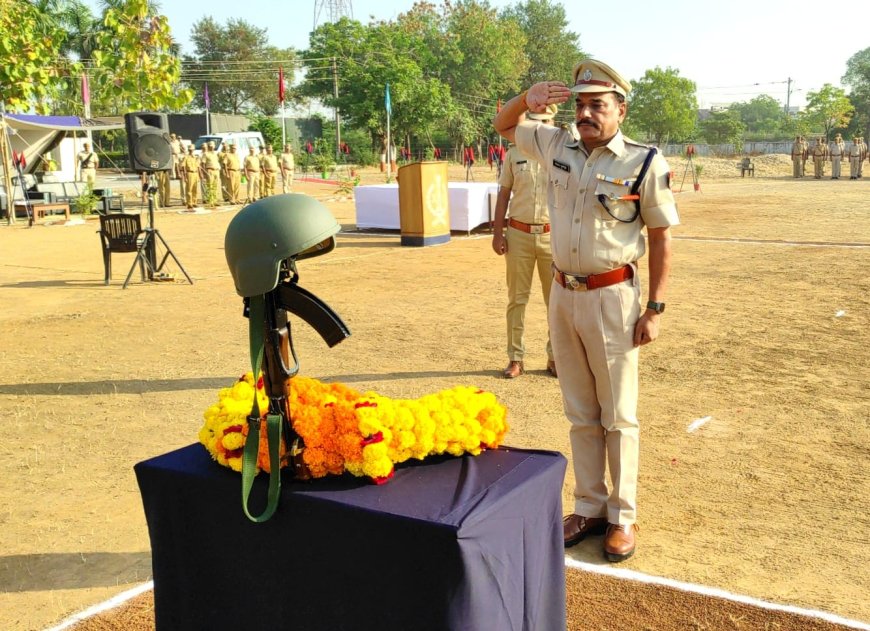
[385,83,391,116]
[81,72,90,106]
[204,82,210,110]
[278,67,285,103]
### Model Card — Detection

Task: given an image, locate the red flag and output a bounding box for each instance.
[81,72,90,106]
[278,66,285,103]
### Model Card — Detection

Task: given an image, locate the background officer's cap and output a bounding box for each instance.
[571,59,631,97]
[528,103,559,121]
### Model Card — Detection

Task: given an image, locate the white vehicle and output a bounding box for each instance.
[192,131,265,156]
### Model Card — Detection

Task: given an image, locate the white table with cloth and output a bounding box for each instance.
[354,182,498,233]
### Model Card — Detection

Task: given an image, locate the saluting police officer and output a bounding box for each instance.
[494,59,679,563]
[492,104,558,380]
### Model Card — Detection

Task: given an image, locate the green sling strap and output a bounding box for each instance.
[241,294,283,522]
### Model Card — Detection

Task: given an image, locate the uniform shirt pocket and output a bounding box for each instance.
[548,169,570,210]
[593,181,638,224]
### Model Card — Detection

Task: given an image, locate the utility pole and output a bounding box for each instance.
[785,77,793,116]
[332,57,341,161]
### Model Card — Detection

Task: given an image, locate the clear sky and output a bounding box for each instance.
[87,0,867,108]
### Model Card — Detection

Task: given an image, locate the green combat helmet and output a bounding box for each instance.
[223,193,349,523]
[225,193,341,297]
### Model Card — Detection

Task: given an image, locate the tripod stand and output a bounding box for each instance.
[678,144,701,193]
[123,174,193,288]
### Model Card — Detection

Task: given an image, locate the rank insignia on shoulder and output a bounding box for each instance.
[553,160,570,173]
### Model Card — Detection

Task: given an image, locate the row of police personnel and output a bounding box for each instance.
[160,135,295,209]
[791,134,867,179]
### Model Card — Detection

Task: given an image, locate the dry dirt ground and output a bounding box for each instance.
[0,157,868,631]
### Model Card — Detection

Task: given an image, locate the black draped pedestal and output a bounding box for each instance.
[135,444,567,631]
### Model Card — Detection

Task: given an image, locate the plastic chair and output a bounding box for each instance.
[98,213,145,285]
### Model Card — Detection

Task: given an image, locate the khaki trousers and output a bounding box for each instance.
[81,168,96,189]
[246,173,260,202]
[157,171,170,207]
[505,226,553,361]
[549,274,641,525]
[184,173,199,208]
[792,157,802,178]
[850,157,860,178]
[229,172,241,203]
[813,157,825,178]
[831,156,842,178]
[263,172,277,197]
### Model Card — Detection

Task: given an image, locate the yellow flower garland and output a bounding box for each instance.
[199,373,509,482]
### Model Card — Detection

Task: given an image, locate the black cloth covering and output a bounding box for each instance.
[135,444,567,630]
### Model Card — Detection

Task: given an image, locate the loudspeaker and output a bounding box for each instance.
[125,112,172,171]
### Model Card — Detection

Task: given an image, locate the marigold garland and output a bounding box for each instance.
[198,373,509,482]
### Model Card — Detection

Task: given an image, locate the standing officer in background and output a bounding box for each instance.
[829,133,845,179]
[280,143,295,193]
[169,134,182,181]
[219,143,231,202]
[494,59,678,563]
[492,104,558,379]
[811,137,828,179]
[77,142,98,188]
[201,141,221,207]
[790,135,806,178]
[225,143,241,203]
[156,167,171,208]
[181,144,200,209]
[261,145,279,197]
[244,146,261,203]
[859,136,867,178]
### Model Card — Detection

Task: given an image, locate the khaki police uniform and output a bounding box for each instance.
[790,136,805,178]
[201,147,221,206]
[157,169,171,207]
[77,147,98,188]
[225,149,242,203]
[515,64,679,527]
[169,136,182,181]
[859,137,866,178]
[497,142,554,367]
[847,138,861,179]
[812,138,828,178]
[219,146,231,201]
[280,149,295,193]
[829,135,845,179]
[244,152,261,202]
[261,150,279,197]
[181,150,200,209]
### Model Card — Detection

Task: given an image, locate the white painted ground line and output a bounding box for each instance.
[45,563,870,631]
[566,557,870,630]
[43,580,154,631]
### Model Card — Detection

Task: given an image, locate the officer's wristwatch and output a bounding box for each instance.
[646,301,666,314]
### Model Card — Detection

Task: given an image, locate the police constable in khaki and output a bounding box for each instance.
[225,143,242,203]
[77,142,99,188]
[201,141,221,207]
[244,146,261,203]
[790,135,806,178]
[492,104,558,379]
[181,144,200,209]
[261,145,279,197]
[811,137,828,179]
[829,133,845,179]
[494,59,679,562]
[280,143,295,193]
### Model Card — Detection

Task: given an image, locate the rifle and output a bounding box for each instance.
[241,258,350,521]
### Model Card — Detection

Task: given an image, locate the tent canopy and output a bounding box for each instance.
[2,114,123,174]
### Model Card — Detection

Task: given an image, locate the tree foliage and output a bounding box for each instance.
[800,83,854,139]
[699,110,745,145]
[0,0,71,113]
[500,0,584,87]
[185,17,294,115]
[842,47,870,138]
[627,67,697,144]
[729,95,785,137]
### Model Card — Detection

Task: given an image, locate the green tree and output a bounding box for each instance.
[699,109,746,147]
[0,0,72,113]
[89,0,192,113]
[800,83,854,140]
[185,17,295,115]
[627,67,697,144]
[249,115,281,150]
[500,0,585,86]
[729,94,785,137]
[842,47,870,139]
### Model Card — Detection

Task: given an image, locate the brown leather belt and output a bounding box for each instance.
[553,264,633,291]
[508,218,550,234]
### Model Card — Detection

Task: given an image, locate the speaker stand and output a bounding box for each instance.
[123,184,193,289]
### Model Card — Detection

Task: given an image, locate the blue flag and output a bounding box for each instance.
[204,82,211,110]
[385,83,391,116]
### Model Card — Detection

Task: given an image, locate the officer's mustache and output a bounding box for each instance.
[577,119,599,129]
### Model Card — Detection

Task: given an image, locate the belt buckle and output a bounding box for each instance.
[567,276,586,291]
[530,224,544,234]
